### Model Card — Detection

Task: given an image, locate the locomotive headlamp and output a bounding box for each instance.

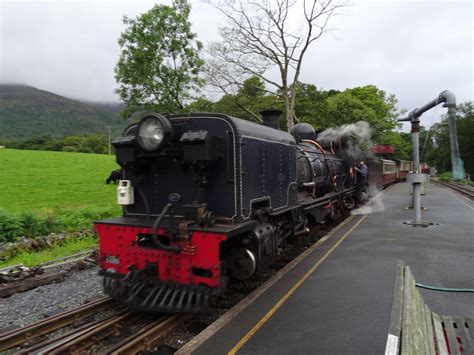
[137,114,173,152]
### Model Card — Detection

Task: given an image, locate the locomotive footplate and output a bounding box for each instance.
[101,270,219,313]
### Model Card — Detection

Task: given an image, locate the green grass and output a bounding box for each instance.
[0,149,121,242]
[0,148,120,213]
[0,235,98,268]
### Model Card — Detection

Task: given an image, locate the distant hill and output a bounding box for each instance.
[0,85,129,141]
[83,101,126,115]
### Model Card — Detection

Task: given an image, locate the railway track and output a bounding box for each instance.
[0,296,114,351]
[0,296,187,354]
[0,249,98,298]
[434,180,474,199]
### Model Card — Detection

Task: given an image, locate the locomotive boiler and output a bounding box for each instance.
[94,111,361,313]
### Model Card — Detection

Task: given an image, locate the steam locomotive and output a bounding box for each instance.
[94,110,388,313]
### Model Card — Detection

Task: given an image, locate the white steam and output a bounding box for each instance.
[317,120,385,215]
[351,185,386,215]
[317,121,373,148]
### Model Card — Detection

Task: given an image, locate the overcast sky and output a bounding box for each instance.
[0,0,472,129]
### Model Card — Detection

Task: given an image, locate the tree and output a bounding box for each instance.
[206,0,347,131]
[292,82,339,125]
[115,0,204,118]
[323,85,400,140]
[188,76,281,123]
[377,131,411,160]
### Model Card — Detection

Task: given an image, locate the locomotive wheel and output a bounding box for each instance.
[344,196,356,210]
[227,248,257,281]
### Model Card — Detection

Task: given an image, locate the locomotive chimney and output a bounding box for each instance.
[259,109,282,130]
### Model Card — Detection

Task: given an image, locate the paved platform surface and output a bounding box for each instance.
[190,183,474,354]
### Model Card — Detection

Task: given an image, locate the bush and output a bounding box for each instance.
[6,134,109,154]
[0,207,116,243]
[464,179,474,187]
[438,172,452,182]
[20,212,53,238]
[0,209,22,243]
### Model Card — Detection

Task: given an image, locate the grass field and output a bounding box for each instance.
[1,148,120,212]
[0,148,121,235]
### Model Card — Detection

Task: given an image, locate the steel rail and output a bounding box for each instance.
[42,310,135,354]
[108,314,188,354]
[0,296,114,351]
[435,180,474,199]
[16,311,124,355]
[37,248,96,268]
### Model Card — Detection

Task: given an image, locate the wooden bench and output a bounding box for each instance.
[385,261,473,355]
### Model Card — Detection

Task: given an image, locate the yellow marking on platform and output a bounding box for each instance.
[228,214,369,355]
[449,192,474,210]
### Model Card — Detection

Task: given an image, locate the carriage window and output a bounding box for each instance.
[384,164,395,173]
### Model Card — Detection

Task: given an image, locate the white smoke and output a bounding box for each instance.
[317,121,373,148]
[351,185,385,215]
[317,120,385,215]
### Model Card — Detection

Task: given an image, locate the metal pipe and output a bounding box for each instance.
[439,90,456,107]
[412,129,422,223]
[151,203,180,253]
[397,90,459,227]
[410,98,441,119]
[447,107,465,180]
[399,90,456,121]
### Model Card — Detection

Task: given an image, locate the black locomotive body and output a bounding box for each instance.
[94,112,376,313]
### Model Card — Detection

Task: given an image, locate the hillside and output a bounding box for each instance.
[84,101,126,115]
[0,85,128,140]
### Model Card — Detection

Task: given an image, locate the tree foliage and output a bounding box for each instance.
[323,86,400,140]
[205,0,348,131]
[115,0,204,118]
[292,84,401,141]
[293,82,339,124]
[188,81,405,143]
[7,134,110,154]
[377,131,411,161]
[188,76,281,123]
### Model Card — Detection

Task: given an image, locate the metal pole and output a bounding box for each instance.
[447,107,465,180]
[411,119,422,224]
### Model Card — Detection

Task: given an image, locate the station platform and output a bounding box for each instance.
[181,182,474,354]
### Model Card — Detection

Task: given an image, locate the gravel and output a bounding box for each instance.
[0,267,103,330]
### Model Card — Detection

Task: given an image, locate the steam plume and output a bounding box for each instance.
[351,185,386,215]
[317,121,373,148]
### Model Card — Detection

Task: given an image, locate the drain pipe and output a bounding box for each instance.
[398,90,458,227]
[443,94,465,181]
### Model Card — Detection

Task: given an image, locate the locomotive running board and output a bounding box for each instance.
[300,187,356,211]
[101,271,218,313]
